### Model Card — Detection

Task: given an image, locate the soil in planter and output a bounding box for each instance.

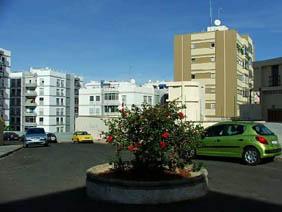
[97,168,190,181]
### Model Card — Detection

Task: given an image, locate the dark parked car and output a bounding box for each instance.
[47,133,57,143]
[23,128,48,148]
[3,132,20,141]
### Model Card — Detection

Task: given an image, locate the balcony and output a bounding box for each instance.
[25,90,37,97]
[24,122,37,127]
[25,82,37,88]
[25,100,37,107]
[25,111,37,116]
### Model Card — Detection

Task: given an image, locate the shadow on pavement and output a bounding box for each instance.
[1,187,281,212]
[196,155,275,165]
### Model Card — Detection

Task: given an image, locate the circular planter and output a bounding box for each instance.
[86,163,208,204]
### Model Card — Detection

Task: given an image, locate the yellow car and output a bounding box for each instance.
[72,131,94,143]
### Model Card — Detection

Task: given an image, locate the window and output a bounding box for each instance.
[61,108,64,115]
[143,96,148,104]
[226,125,245,136]
[57,127,60,133]
[211,43,215,48]
[61,89,64,96]
[40,78,44,86]
[96,96,100,101]
[56,89,60,96]
[60,127,64,132]
[205,125,227,137]
[56,117,60,125]
[210,103,216,109]
[122,95,126,105]
[61,80,64,87]
[90,96,94,102]
[57,79,60,87]
[56,108,60,116]
[61,98,64,105]
[39,88,44,95]
[39,109,43,116]
[191,74,195,79]
[104,93,118,100]
[60,117,63,124]
[39,117,44,125]
[39,97,44,105]
[75,97,79,104]
[56,98,60,106]
[253,124,274,136]
[148,96,152,105]
[89,108,94,115]
[191,58,196,62]
[104,105,119,113]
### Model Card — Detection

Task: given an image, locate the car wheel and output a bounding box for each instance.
[243,147,261,165]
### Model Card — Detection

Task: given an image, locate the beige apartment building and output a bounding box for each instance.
[174,24,254,120]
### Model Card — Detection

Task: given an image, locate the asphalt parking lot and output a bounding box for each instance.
[0,143,282,212]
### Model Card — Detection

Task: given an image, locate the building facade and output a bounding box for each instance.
[166,81,205,121]
[0,48,11,126]
[254,57,282,122]
[174,24,254,120]
[9,68,82,132]
[79,79,167,117]
[9,72,23,131]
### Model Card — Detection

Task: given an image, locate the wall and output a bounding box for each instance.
[239,104,262,121]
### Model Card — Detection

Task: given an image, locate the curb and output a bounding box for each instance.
[0,145,23,159]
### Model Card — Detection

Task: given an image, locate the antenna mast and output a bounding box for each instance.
[209,0,213,26]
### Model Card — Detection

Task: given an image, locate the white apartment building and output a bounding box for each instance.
[79,79,167,117]
[166,81,205,121]
[9,67,81,133]
[0,48,11,126]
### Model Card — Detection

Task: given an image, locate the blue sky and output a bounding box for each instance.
[1,0,282,82]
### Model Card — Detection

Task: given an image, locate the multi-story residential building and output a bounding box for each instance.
[9,67,82,133]
[174,22,255,120]
[0,48,11,126]
[79,79,167,117]
[253,57,282,122]
[9,72,23,131]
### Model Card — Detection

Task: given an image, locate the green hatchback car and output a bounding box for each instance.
[197,122,281,165]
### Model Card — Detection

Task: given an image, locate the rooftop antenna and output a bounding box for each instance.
[218,8,223,19]
[209,0,213,26]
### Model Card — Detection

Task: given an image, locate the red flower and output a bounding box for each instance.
[106,135,113,143]
[159,141,167,149]
[161,131,170,139]
[128,144,138,152]
[178,112,185,120]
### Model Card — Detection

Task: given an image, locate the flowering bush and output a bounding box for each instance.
[103,102,204,173]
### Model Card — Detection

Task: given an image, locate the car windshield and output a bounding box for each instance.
[26,128,45,134]
[76,131,89,135]
[253,124,274,136]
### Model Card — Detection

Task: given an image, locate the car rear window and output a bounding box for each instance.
[76,131,88,135]
[27,128,45,134]
[252,124,274,136]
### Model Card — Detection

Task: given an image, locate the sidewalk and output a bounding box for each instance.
[0,145,23,158]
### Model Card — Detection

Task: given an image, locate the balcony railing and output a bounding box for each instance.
[25,111,37,116]
[25,91,37,97]
[25,100,37,107]
[24,122,37,127]
[25,82,37,88]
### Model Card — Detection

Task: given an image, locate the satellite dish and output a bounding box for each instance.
[214,19,221,26]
